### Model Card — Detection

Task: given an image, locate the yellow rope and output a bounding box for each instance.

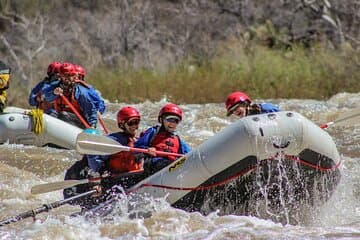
[29,109,44,135]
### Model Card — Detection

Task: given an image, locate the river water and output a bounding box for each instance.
[0,92,359,240]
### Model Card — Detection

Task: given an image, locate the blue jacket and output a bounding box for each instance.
[259,103,280,113]
[42,82,106,126]
[87,132,128,172]
[91,88,106,114]
[28,77,59,115]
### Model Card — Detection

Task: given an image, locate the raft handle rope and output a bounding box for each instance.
[126,154,341,194]
[27,109,45,135]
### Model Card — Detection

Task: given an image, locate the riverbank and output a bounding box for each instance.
[89,43,359,104]
[9,42,359,107]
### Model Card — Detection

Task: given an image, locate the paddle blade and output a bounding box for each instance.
[31,179,89,195]
[76,131,184,157]
[76,132,130,155]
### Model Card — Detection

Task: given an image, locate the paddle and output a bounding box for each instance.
[61,93,110,134]
[59,94,91,128]
[97,111,109,134]
[100,117,119,133]
[320,107,360,129]
[31,178,101,195]
[30,170,144,195]
[0,189,96,227]
[76,131,184,157]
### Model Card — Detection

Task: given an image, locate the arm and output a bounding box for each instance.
[0,91,6,112]
[179,139,191,154]
[86,133,122,172]
[87,86,106,114]
[28,81,45,106]
[42,81,61,102]
[134,127,157,149]
[74,85,99,127]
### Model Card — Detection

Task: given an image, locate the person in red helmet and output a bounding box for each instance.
[63,106,144,208]
[87,106,143,174]
[225,91,280,118]
[74,65,85,81]
[134,103,191,175]
[41,62,106,128]
[28,61,62,115]
[73,64,105,114]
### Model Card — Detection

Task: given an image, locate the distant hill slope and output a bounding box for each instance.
[0,0,359,99]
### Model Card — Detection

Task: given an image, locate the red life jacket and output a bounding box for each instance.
[54,91,81,113]
[150,130,181,161]
[53,80,89,113]
[108,136,143,174]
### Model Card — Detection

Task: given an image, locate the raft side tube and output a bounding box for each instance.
[0,107,82,149]
[129,111,340,205]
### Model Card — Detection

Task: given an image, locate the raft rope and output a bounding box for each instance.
[126,154,342,194]
[27,109,45,135]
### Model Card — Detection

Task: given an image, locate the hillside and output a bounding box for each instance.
[0,0,359,104]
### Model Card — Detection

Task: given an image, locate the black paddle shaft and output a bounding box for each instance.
[0,189,96,227]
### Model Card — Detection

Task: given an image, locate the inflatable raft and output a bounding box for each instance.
[0,107,82,149]
[92,111,341,224]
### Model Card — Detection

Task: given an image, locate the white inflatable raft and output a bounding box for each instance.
[106,111,341,224]
[0,107,82,149]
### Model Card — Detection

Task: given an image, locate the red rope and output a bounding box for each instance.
[126,154,341,194]
[282,154,342,171]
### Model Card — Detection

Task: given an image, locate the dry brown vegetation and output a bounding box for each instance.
[0,0,359,105]
[90,42,359,103]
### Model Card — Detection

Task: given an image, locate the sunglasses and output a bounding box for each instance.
[165,118,180,124]
[235,101,249,108]
[126,119,140,126]
[229,101,249,115]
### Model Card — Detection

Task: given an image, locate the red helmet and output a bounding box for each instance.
[158,103,183,122]
[117,106,141,123]
[74,65,86,78]
[225,91,251,115]
[60,62,76,76]
[47,62,62,75]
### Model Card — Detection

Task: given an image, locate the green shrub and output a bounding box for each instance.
[88,43,360,104]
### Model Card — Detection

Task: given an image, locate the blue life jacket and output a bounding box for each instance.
[259,103,280,113]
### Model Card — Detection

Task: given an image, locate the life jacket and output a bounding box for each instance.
[108,135,143,174]
[150,129,181,161]
[53,80,89,113]
[54,90,81,113]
